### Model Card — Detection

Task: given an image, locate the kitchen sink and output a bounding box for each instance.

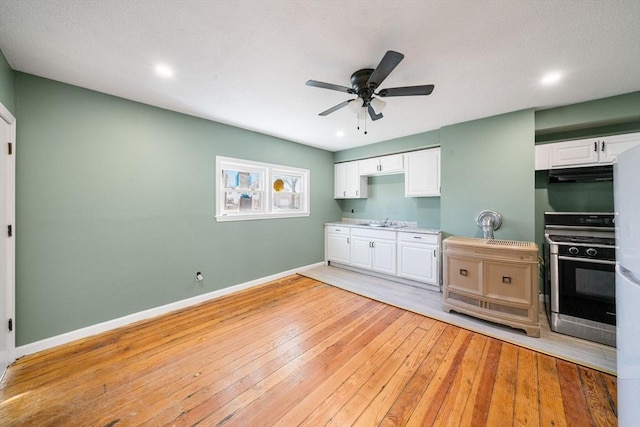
[364,223,407,228]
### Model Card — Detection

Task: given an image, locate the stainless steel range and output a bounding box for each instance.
[544,212,616,347]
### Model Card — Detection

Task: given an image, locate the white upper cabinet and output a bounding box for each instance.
[359,153,404,176]
[534,144,551,171]
[550,138,602,167]
[404,148,440,197]
[537,132,640,169]
[600,132,640,163]
[334,161,367,199]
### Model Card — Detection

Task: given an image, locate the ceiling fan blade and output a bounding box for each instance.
[368,104,383,121]
[366,50,404,88]
[306,80,354,94]
[319,100,351,116]
[377,85,435,97]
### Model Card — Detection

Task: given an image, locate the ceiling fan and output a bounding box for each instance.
[306,50,434,124]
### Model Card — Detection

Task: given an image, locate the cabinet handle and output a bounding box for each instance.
[433,249,436,257]
[343,191,346,197]
[459,269,468,277]
[347,237,350,244]
[594,141,598,152]
[371,241,375,248]
[601,141,605,152]
[502,276,512,284]
[413,236,422,239]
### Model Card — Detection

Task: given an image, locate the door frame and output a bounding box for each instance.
[1,101,16,378]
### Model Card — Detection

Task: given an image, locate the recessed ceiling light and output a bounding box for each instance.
[541,71,562,85]
[155,64,174,78]
[336,131,345,138]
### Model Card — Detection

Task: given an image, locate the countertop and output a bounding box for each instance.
[325,221,441,235]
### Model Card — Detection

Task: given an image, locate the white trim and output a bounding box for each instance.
[0,103,16,124]
[1,103,16,378]
[15,262,325,358]
[216,156,310,221]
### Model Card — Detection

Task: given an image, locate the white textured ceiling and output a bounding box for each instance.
[1,0,639,151]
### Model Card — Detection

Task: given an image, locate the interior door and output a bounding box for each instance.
[0,103,16,378]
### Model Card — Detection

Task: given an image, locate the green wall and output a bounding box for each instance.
[440,110,535,241]
[536,92,640,142]
[0,49,14,112]
[335,111,536,240]
[14,72,341,345]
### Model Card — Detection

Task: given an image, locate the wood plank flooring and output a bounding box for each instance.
[302,265,616,374]
[0,275,617,426]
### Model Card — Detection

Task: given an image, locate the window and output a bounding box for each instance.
[216,156,310,221]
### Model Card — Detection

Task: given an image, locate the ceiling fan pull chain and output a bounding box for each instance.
[364,111,368,135]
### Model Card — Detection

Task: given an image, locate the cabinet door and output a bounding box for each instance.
[445,255,482,295]
[550,138,600,168]
[379,154,404,174]
[345,161,367,198]
[327,233,350,264]
[334,162,367,199]
[371,238,396,275]
[398,242,437,283]
[405,148,440,197]
[334,163,347,198]
[358,158,380,176]
[350,237,373,270]
[484,261,531,305]
[359,154,404,176]
[601,133,640,163]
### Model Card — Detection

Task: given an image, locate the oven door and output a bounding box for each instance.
[557,255,616,325]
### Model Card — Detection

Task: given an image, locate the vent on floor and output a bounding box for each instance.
[486,239,535,248]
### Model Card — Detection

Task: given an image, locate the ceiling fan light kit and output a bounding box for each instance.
[306,50,434,134]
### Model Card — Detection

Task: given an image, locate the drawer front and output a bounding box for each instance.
[484,261,532,305]
[325,226,351,236]
[398,232,438,244]
[445,256,482,295]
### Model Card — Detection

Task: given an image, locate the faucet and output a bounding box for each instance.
[383,218,390,226]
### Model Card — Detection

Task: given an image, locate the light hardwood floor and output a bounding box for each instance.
[302,265,616,375]
[0,274,617,426]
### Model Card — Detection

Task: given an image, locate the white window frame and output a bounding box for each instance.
[216,156,310,222]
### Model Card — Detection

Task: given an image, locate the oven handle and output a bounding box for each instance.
[558,256,616,266]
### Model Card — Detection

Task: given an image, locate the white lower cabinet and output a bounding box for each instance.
[325,225,351,264]
[397,232,439,284]
[350,228,396,275]
[325,225,441,288]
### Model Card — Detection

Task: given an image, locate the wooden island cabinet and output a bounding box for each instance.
[442,236,540,337]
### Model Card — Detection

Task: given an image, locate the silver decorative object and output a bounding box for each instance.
[476,210,503,239]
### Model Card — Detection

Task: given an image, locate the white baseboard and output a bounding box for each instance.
[15,262,324,359]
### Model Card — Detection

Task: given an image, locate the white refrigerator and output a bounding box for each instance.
[614,143,640,426]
